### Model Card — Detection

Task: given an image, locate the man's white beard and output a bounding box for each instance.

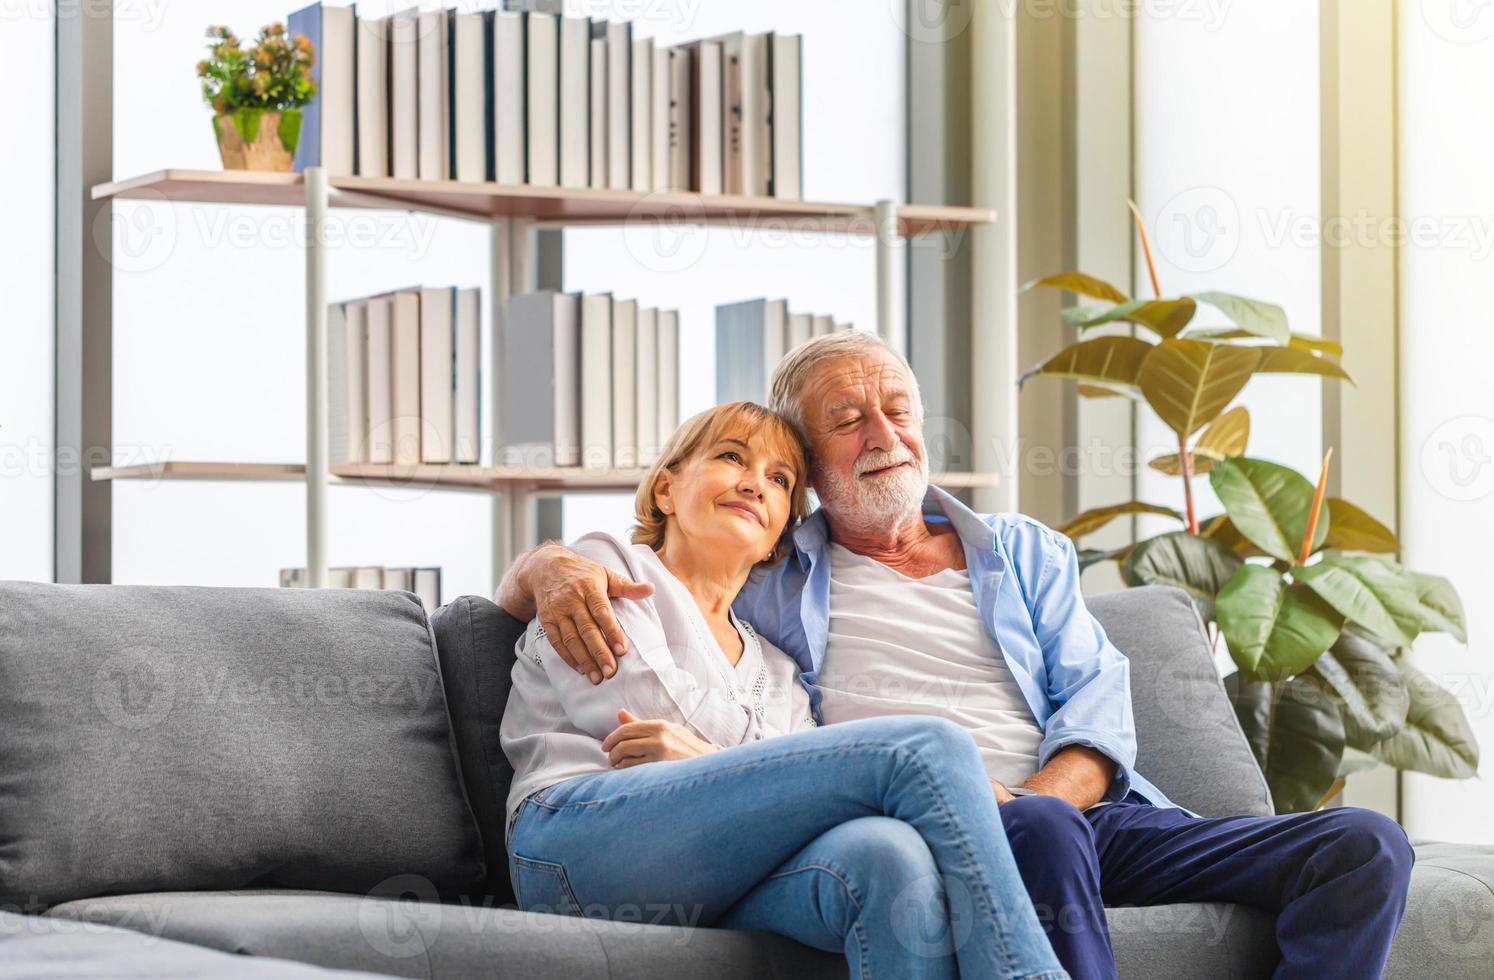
[814,445,929,533]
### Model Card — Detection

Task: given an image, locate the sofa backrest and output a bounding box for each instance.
[1086,585,1273,817]
[0,581,487,910]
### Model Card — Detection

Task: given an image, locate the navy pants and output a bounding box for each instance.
[1001,792,1415,980]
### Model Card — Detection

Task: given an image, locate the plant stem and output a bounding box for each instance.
[1129,200,1163,299]
[1179,433,1199,534]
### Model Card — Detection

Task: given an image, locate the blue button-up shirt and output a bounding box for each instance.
[732,485,1176,809]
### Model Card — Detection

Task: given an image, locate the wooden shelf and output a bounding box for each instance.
[93,460,1003,493]
[91,170,996,237]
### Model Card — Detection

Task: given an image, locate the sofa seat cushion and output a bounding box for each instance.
[1386,841,1494,980]
[1107,903,1276,979]
[0,908,384,978]
[45,890,846,980]
[0,582,485,908]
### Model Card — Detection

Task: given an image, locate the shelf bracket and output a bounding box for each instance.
[305,167,330,588]
[874,199,906,355]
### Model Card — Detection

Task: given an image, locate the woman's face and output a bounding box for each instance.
[655,429,799,567]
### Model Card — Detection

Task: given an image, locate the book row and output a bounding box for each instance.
[280,565,441,612]
[501,291,680,471]
[716,299,855,405]
[328,286,482,466]
[291,2,803,197]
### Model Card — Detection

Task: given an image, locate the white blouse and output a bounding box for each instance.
[500,532,817,831]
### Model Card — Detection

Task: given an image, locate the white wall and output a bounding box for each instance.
[0,6,55,581]
[561,0,906,539]
[110,1,904,595]
[1134,3,1323,539]
[1398,3,1494,844]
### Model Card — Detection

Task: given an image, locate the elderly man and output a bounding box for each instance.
[496,331,1414,980]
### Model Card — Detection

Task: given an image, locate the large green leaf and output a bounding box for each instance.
[1149,451,1223,477]
[1184,327,1343,357]
[1294,556,1422,647]
[1407,571,1468,643]
[1216,564,1344,678]
[1122,531,1243,622]
[1019,336,1152,390]
[1255,347,1354,383]
[1199,513,1269,558]
[1311,629,1410,749]
[1190,292,1291,344]
[1077,543,1135,572]
[1056,501,1184,539]
[1227,672,1347,814]
[1148,406,1252,477]
[1209,457,1329,563]
[1366,662,1480,779]
[1138,340,1263,438]
[1066,298,1199,338]
[1321,498,1399,553]
[1024,271,1129,303]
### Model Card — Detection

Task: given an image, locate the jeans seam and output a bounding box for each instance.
[764,862,867,916]
[510,853,583,916]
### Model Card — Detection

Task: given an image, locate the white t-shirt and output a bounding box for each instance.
[500,532,817,832]
[816,541,1045,788]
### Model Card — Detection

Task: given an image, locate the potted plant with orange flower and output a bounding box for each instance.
[197,23,316,171]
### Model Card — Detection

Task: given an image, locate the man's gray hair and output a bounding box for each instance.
[768,330,923,443]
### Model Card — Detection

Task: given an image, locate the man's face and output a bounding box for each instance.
[799,351,930,529]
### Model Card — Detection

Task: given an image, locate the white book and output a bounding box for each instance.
[501,291,581,468]
[692,41,723,195]
[813,314,834,337]
[328,300,369,464]
[389,9,420,179]
[493,11,525,184]
[526,11,560,187]
[651,45,670,191]
[451,11,489,182]
[667,45,691,191]
[419,286,455,463]
[606,21,631,189]
[764,299,788,382]
[559,16,591,189]
[788,312,813,350]
[657,310,680,447]
[716,32,769,196]
[355,14,388,177]
[417,10,450,181]
[580,294,614,469]
[770,33,803,200]
[390,290,422,466]
[280,568,307,588]
[589,37,608,189]
[454,287,481,463]
[611,299,638,469]
[328,567,355,589]
[715,298,785,404]
[635,307,659,465]
[630,37,653,192]
[364,296,394,464]
[382,567,414,591]
[290,3,355,176]
[353,566,384,590]
[414,568,442,613]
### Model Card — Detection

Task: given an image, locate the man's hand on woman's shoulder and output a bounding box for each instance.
[495,541,655,685]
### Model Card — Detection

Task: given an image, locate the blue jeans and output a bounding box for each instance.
[508,716,1067,980]
[1001,792,1415,980]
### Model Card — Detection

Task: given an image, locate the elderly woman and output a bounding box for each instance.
[500,401,1065,980]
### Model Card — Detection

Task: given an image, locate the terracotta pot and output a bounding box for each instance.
[214,108,301,172]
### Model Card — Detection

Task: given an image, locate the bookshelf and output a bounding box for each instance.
[91,169,999,586]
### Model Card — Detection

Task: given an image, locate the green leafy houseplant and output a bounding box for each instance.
[197,23,316,170]
[1022,204,1476,814]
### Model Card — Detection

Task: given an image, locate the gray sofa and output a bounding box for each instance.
[1,579,1489,979]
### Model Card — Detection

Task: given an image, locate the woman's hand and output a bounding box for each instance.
[601,709,720,768]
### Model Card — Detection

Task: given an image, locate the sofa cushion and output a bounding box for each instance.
[430,596,529,904]
[1088,585,1274,817]
[0,582,485,909]
[1108,902,1276,979]
[1385,841,1494,980]
[45,890,846,980]
[0,908,384,978]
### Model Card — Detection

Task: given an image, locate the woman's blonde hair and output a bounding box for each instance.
[631,401,811,565]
